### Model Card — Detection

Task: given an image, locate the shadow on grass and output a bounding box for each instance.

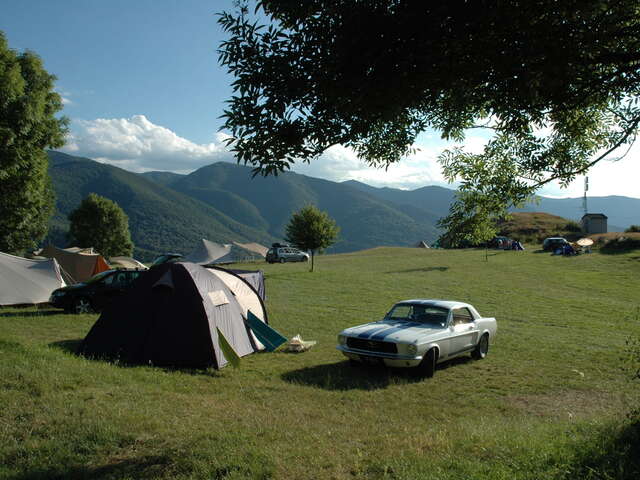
[49,339,83,354]
[282,357,473,391]
[48,339,222,378]
[386,266,448,274]
[9,455,171,480]
[0,308,63,318]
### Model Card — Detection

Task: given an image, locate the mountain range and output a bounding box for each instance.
[46,151,640,260]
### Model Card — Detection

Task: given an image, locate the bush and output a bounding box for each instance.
[601,237,640,252]
[625,225,640,233]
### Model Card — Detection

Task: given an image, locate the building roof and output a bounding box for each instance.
[581,213,608,219]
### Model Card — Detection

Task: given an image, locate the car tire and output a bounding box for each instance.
[472,334,489,360]
[416,348,437,378]
[73,297,93,314]
[302,256,308,262]
[279,258,285,263]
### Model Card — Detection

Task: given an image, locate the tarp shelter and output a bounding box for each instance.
[38,245,110,284]
[79,262,269,369]
[184,239,235,265]
[0,252,65,305]
[226,268,265,300]
[415,241,431,249]
[233,241,269,258]
[109,256,148,270]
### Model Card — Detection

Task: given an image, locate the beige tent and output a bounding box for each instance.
[38,245,110,284]
[0,252,66,305]
[233,241,269,258]
[184,239,236,265]
[109,256,147,269]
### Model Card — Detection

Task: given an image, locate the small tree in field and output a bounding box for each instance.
[68,193,134,257]
[285,205,339,272]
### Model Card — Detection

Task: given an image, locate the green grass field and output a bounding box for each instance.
[2,247,639,479]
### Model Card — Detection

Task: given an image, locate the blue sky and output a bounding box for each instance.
[2,1,639,198]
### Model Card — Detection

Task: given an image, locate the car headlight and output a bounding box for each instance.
[338,335,348,345]
[406,343,418,356]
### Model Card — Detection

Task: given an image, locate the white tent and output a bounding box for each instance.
[0,252,66,305]
[109,256,148,269]
[415,241,431,249]
[184,239,236,265]
[232,241,269,258]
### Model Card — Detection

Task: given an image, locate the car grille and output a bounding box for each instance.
[347,337,397,354]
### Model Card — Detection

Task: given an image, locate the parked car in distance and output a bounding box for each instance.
[337,299,497,377]
[542,237,569,251]
[266,246,310,263]
[49,269,146,314]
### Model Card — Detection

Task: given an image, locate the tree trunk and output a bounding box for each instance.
[310,251,315,272]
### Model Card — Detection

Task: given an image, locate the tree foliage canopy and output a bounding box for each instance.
[68,193,134,258]
[285,205,339,271]
[0,31,68,254]
[219,1,640,243]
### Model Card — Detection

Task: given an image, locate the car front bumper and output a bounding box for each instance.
[336,345,423,368]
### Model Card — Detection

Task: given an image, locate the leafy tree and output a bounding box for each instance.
[218,1,640,235]
[67,193,134,257]
[0,32,68,254]
[285,205,339,271]
[626,225,640,233]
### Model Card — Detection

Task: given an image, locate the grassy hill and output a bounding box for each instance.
[497,212,583,244]
[164,162,440,252]
[1,247,639,479]
[47,152,275,260]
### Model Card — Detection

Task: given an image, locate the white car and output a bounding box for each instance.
[336,299,497,377]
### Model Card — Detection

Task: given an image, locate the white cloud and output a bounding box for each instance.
[55,88,73,105]
[61,114,640,198]
[62,115,235,172]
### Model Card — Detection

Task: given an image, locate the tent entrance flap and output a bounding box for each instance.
[246,310,286,352]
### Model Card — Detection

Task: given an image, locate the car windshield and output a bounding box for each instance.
[385,304,448,327]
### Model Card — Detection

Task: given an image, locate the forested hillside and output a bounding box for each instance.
[46,152,275,260]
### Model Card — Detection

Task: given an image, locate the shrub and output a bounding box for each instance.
[625,225,640,233]
[601,236,640,252]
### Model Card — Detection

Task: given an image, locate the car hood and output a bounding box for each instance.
[55,283,87,293]
[341,319,445,343]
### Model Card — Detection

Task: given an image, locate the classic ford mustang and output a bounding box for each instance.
[336,299,497,377]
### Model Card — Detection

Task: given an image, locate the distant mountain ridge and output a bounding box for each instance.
[47,152,275,260]
[47,151,640,259]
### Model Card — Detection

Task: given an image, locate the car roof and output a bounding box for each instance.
[395,299,472,310]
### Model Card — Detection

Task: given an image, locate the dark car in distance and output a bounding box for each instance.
[542,237,570,251]
[49,269,146,314]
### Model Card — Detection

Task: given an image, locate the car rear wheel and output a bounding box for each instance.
[472,334,489,360]
[279,258,285,263]
[73,297,93,314]
[416,348,437,378]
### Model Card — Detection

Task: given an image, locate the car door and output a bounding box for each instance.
[449,307,478,354]
[96,271,128,309]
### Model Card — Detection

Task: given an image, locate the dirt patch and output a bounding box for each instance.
[506,389,625,419]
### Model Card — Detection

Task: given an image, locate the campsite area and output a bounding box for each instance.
[1,246,639,479]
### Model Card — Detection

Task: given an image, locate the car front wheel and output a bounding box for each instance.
[472,334,489,360]
[416,348,437,378]
[73,297,93,314]
[279,258,285,263]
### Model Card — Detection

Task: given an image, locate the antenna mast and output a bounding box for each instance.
[582,176,589,216]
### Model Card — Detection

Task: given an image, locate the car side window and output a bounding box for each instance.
[452,308,474,325]
[113,272,127,286]
[101,274,114,286]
